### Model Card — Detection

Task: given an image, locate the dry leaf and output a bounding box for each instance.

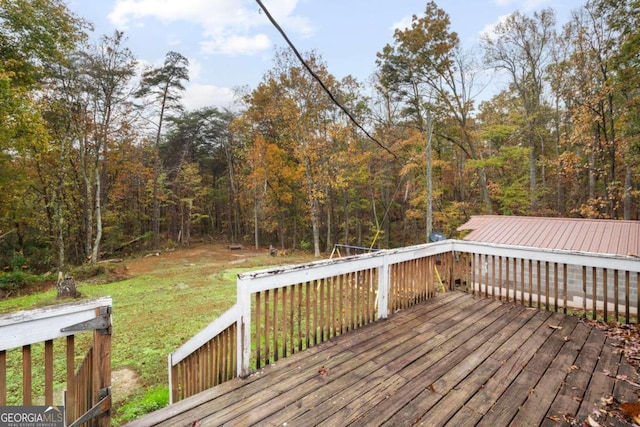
[428,383,435,392]
[620,401,640,424]
[586,415,602,427]
[545,414,561,422]
[548,324,563,330]
[563,336,571,342]
[318,366,329,376]
[570,365,581,370]
[600,396,614,405]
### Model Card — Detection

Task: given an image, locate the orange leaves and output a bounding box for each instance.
[620,402,640,424]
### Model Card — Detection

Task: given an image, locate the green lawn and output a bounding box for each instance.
[0,245,316,425]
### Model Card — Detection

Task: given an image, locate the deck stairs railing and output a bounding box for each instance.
[168,240,640,403]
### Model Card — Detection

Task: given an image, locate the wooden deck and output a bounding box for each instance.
[127,291,639,426]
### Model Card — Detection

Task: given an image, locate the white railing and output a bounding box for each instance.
[0,297,113,426]
[168,240,640,402]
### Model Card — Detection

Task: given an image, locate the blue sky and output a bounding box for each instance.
[66,0,585,111]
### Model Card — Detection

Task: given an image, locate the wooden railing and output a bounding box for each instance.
[168,240,640,403]
[0,297,112,427]
[168,242,457,402]
[168,305,239,403]
[456,241,640,323]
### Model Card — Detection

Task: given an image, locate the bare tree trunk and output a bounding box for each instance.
[529,132,538,211]
[426,120,433,242]
[253,186,260,250]
[80,135,93,260]
[310,195,321,257]
[624,163,632,220]
[589,150,596,201]
[92,167,102,262]
[343,189,350,249]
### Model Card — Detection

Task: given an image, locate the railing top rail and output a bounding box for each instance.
[170,303,240,366]
[235,239,640,295]
[237,240,455,293]
[0,296,113,351]
[452,241,640,272]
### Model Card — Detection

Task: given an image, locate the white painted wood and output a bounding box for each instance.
[237,277,252,377]
[451,241,640,272]
[377,254,389,319]
[236,241,455,294]
[0,297,112,351]
[171,238,640,388]
[170,304,240,365]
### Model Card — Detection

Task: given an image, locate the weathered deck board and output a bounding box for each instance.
[126,291,640,427]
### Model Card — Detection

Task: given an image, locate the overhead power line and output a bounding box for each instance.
[255,0,397,160]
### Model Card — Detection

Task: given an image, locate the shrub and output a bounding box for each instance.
[72,263,108,280]
[0,271,42,292]
[8,253,28,272]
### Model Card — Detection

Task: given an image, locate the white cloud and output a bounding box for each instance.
[108,0,313,56]
[200,33,272,56]
[183,83,238,111]
[391,15,413,32]
[480,14,510,41]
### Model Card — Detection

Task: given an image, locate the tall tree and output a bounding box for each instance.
[482,8,557,212]
[0,0,86,272]
[600,0,640,219]
[82,30,137,262]
[136,51,189,249]
[550,1,624,218]
[237,49,346,256]
[377,1,492,225]
[164,107,236,243]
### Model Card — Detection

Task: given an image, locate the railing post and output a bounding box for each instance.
[93,306,112,427]
[167,354,174,404]
[377,254,390,319]
[237,276,252,378]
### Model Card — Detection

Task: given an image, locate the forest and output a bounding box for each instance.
[0,0,638,273]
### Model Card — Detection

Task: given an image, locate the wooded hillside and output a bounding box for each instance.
[0,0,638,271]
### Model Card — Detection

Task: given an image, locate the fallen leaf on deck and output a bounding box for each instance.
[586,415,601,426]
[601,396,614,405]
[545,414,561,422]
[548,325,563,330]
[620,401,640,424]
[428,383,435,392]
[570,365,580,370]
[318,366,329,376]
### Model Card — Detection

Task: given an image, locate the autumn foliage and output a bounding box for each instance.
[0,0,638,272]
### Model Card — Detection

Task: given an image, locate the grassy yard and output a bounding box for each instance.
[0,244,317,425]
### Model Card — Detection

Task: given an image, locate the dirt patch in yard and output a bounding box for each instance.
[123,244,268,276]
[111,367,141,404]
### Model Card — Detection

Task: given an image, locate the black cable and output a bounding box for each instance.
[255,0,397,160]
